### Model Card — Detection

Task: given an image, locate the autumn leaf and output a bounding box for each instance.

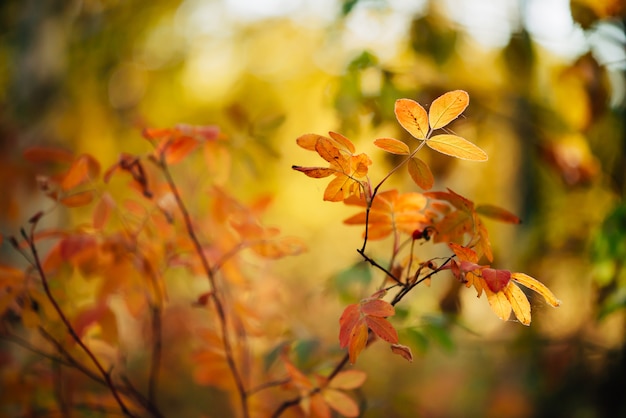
[390,343,414,362]
[374,137,410,155]
[426,134,488,161]
[407,157,434,190]
[394,99,429,139]
[428,90,469,129]
[344,190,429,240]
[293,132,372,202]
[339,294,398,363]
[475,204,521,224]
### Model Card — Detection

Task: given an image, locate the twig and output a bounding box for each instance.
[158,158,249,418]
[17,224,136,418]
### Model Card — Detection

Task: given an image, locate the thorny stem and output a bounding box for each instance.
[159,159,249,418]
[19,223,136,418]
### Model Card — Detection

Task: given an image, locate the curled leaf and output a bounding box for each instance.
[390,343,414,362]
[292,166,335,178]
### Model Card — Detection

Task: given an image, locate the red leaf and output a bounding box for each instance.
[348,318,368,364]
[364,316,398,344]
[339,304,361,349]
[482,268,511,293]
[360,299,395,317]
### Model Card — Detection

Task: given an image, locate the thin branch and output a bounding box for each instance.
[18,224,135,418]
[356,249,403,287]
[158,158,249,418]
[247,378,291,395]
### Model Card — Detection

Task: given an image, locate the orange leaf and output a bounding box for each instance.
[296,133,326,151]
[476,204,521,224]
[323,176,354,202]
[292,166,335,178]
[92,192,115,230]
[407,157,434,190]
[360,299,395,317]
[504,284,531,326]
[348,318,368,364]
[390,343,413,362]
[339,304,361,349]
[60,190,95,207]
[329,370,367,390]
[395,99,429,139]
[428,90,469,129]
[61,155,100,190]
[163,136,199,164]
[310,393,331,418]
[364,316,398,344]
[323,388,360,417]
[511,273,561,307]
[329,131,356,153]
[481,268,511,293]
[374,137,410,155]
[426,134,488,161]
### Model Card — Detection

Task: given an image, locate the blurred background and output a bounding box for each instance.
[1,0,625,417]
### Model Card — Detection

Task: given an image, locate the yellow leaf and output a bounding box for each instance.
[324,176,352,202]
[407,157,434,190]
[323,388,360,417]
[395,99,429,139]
[426,134,488,161]
[485,287,511,321]
[511,273,561,307]
[504,284,531,326]
[374,137,410,154]
[428,90,469,129]
[296,133,326,151]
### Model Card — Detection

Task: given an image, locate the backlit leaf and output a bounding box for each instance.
[310,393,331,418]
[426,134,488,161]
[365,316,398,344]
[429,90,469,129]
[348,318,368,364]
[485,286,512,321]
[360,299,395,317]
[315,138,342,163]
[407,157,434,190]
[511,273,561,307]
[504,284,531,326]
[374,137,410,155]
[339,304,361,348]
[323,388,359,417]
[92,192,115,230]
[296,133,326,151]
[395,99,429,139]
[60,190,95,207]
[163,136,199,164]
[61,154,100,190]
[292,166,335,178]
[482,268,511,293]
[329,131,356,153]
[476,204,521,224]
[329,370,367,390]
